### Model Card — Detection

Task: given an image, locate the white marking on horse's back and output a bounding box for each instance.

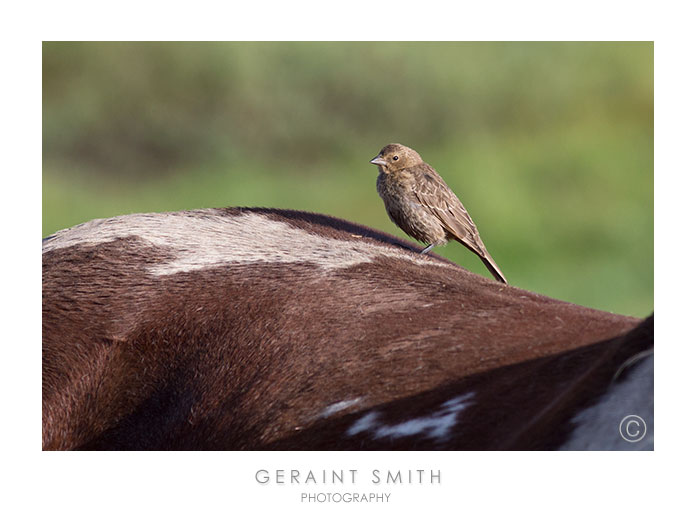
[42,210,452,276]
[321,398,364,419]
[346,392,476,441]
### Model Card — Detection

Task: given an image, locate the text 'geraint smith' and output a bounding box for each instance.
[255,469,441,484]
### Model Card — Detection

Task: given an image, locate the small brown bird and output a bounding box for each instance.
[371,143,507,284]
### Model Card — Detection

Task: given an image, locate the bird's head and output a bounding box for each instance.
[370,143,423,173]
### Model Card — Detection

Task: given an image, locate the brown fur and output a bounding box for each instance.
[42,207,648,450]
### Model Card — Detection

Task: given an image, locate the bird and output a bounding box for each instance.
[370,143,507,284]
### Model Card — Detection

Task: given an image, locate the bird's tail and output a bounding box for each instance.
[479,252,508,285]
[452,236,508,284]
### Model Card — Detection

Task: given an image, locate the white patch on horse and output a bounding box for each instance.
[42,209,452,276]
[345,392,476,441]
[321,398,363,419]
[346,411,381,436]
[558,354,653,451]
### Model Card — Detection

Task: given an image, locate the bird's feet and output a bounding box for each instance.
[420,244,435,255]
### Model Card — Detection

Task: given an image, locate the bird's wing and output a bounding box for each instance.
[411,165,487,256]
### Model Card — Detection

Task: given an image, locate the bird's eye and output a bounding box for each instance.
[392,155,399,161]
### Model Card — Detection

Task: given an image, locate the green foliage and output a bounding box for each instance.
[43,42,653,317]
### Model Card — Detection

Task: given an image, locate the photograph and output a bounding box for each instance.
[42,41,653,452]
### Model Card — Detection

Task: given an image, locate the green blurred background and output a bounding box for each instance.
[42,42,653,317]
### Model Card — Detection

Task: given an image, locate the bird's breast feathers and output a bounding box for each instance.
[377,170,414,198]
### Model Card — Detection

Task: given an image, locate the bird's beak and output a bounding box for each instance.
[370,155,388,166]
